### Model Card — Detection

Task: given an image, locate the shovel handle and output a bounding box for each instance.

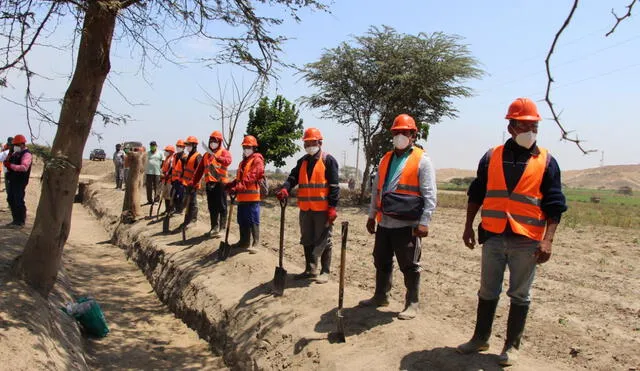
[339,221,348,310]
[223,193,235,244]
[278,197,287,267]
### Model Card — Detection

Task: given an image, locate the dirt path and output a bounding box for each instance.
[63,203,226,370]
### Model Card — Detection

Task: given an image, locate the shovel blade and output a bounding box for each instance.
[272,266,287,296]
[162,214,170,233]
[335,311,346,343]
[218,241,231,261]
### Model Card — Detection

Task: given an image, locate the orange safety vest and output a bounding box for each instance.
[161,156,173,184]
[375,147,423,222]
[203,149,228,184]
[298,153,329,211]
[181,151,201,188]
[170,153,184,183]
[236,156,261,203]
[481,145,548,241]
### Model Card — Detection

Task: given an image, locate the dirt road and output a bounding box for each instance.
[63,203,226,370]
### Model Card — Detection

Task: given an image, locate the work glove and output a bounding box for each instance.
[235,181,246,193]
[366,218,376,234]
[276,188,289,200]
[327,207,337,224]
[224,180,236,195]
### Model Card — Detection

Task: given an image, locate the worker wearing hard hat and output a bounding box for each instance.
[360,114,437,321]
[457,98,567,367]
[178,136,202,229]
[276,128,340,284]
[3,134,32,227]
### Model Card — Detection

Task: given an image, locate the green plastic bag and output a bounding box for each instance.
[63,297,109,338]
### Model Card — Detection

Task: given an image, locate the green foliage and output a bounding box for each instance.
[28,143,52,162]
[564,188,640,206]
[301,25,483,195]
[246,95,304,168]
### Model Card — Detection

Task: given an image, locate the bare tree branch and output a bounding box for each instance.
[606,0,637,37]
[545,0,597,154]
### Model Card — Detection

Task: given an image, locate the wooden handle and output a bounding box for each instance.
[338,221,348,309]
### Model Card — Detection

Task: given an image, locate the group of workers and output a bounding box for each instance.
[1,96,565,368]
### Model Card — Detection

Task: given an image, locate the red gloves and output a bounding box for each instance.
[235,181,246,192]
[327,207,337,224]
[224,181,236,194]
[276,188,289,200]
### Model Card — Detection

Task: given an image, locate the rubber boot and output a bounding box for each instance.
[232,226,251,249]
[248,224,260,254]
[499,304,529,366]
[315,247,332,284]
[457,298,499,354]
[207,212,219,237]
[359,270,392,307]
[294,245,317,280]
[398,272,420,320]
[219,212,227,236]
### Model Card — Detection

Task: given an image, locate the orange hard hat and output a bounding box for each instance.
[505,98,541,122]
[209,131,224,141]
[186,136,199,144]
[391,114,417,131]
[303,127,323,141]
[176,139,185,147]
[12,134,27,145]
[241,135,258,147]
[164,145,175,152]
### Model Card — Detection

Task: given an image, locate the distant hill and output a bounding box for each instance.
[436,164,640,190]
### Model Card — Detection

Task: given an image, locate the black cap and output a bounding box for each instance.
[150,141,157,146]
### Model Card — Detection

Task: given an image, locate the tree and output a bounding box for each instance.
[246,95,304,168]
[301,25,483,200]
[0,0,327,295]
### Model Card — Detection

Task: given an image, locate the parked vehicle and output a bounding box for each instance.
[89,148,106,161]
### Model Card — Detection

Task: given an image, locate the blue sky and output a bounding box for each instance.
[1,0,639,172]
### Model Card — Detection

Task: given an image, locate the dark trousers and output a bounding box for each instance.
[114,165,123,189]
[7,180,27,225]
[183,189,198,225]
[145,174,160,203]
[205,182,227,227]
[5,178,11,208]
[172,181,185,213]
[373,226,422,302]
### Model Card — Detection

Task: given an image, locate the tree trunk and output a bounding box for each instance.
[358,158,372,205]
[15,2,118,296]
[122,151,144,219]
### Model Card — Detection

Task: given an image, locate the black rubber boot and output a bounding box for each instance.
[248,224,260,254]
[315,247,332,284]
[499,304,530,366]
[219,212,227,235]
[359,270,392,307]
[207,212,219,237]
[398,271,420,320]
[457,298,499,354]
[232,227,251,249]
[294,245,317,280]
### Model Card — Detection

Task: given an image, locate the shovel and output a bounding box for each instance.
[335,221,349,343]
[272,198,288,296]
[217,194,235,261]
[181,191,193,242]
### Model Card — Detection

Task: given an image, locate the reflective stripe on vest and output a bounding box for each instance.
[236,156,261,203]
[181,152,200,187]
[298,153,329,211]
[375,147,423,222]
[204,149,229,184]
[481,145,548,241]
[170,154,184,182]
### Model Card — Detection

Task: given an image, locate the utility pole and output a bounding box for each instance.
[355,130,360,183]
[342,150,347,178]
[600,151,604,167]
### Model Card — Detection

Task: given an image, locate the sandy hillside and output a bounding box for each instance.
[79,159,639,370]
[563,164,640,189]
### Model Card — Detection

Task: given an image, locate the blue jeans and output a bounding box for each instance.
[478,234,538,306]
[237,202,260,228]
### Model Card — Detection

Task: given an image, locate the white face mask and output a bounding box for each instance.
[305,146,320,156]
[185,145,193,154]
[392,134,410,150]
[164,151,171,157]
[176,147,184,153]
[243,148,253,157]
[515,131,537,149]
[13,146,22,153]
[209,142,219,151]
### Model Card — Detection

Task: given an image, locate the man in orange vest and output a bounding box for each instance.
[159,144,175,214]
[457,98,567,366]
[178,136,202,230]
[171,139,187,214]
[190,131,232,237]
[276,128,340,284]
[360,114,437,320]
[226,135,265,253]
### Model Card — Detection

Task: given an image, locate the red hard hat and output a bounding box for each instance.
[209,131,224,141]
[186,136,199,145]
[176,139,185,147]
[12,134,27,145]
[505,98,541,122]
[391,114,417,131]
[303,128,323,141]
[241,135,258,147]
[164,145,175,152]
